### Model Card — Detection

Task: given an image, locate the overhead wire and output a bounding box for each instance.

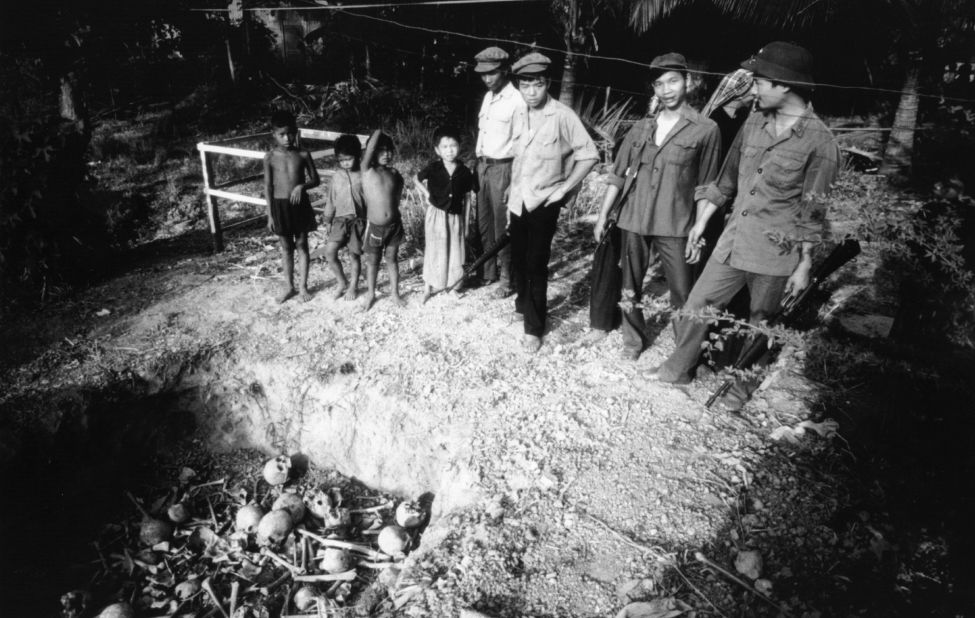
[336,8,975,104]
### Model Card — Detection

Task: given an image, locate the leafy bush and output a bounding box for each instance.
[0,115,149,305]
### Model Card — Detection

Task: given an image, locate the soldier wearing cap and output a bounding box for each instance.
[589,52,723,361]
[472,46,525,296]
[651,42,841,411]
[507,52,599,353]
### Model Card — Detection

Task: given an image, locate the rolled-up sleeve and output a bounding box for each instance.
[566,114,599,162]
[694,122,744,208]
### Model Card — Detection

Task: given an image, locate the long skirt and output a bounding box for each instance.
[423,207,465,290]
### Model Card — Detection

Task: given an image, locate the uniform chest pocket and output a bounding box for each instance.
[538,133,562,160]
[664,139,696,166]
[766,154,806,191]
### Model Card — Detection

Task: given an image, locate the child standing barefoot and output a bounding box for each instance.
[414,126,477,303]
[360,130,406,310]
[263,110,320,303]
[322,134,365,300]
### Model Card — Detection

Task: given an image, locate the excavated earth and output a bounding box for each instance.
[1,182,970,616]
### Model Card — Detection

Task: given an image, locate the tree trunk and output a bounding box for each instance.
[559,49,577,107]
[880,53,922,177]
[59,72,90,138]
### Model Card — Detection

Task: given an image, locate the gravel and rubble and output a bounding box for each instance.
[2,176,970,616]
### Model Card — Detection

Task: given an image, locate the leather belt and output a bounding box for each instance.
[477,156,514,165]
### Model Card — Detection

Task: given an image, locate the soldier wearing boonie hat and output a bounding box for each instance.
[651,42,841,413]
[472,46,523,295]
[504,51,599,353]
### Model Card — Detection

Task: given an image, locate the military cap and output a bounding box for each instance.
[511,52,551,76]
[648,52,688,79]
[474,47,510,73]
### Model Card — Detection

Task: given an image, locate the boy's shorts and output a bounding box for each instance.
[270,197,317,237]
[326,216,365,255]
[363,219,405,255]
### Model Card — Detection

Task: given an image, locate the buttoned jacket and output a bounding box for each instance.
[609,106,722,237]
[697,106,840,276]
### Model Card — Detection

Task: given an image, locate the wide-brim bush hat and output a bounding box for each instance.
[741,41,814,89]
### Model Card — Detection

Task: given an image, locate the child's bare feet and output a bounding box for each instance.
[343,286,358,301]
[299,288,313,303]
[421,289,433,305]
[331,284,347,300]
[391,294,407,308]
[359,292,376,312]
[276,287,297,304]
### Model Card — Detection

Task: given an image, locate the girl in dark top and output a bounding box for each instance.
[414,126,478,303]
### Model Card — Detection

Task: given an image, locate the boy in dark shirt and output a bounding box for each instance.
[322,134,366,300]
[414,126,478,303]
[360,130,406,310]
[263,110,320,303]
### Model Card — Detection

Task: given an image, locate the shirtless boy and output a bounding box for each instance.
[360,129,406,310]
[263,110,320,303]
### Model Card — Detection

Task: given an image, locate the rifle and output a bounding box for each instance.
[705,238,861,408]
[448,232,511,292]
[596,97,660,249]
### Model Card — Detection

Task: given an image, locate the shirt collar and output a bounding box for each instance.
[490,81,518,102]
[760,104,814,138]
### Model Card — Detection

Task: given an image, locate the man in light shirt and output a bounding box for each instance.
[508,53,599,353]
[473,46,525,297]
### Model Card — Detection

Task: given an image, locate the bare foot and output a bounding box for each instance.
[299,288,313,303]
[522,334,542,354]
[276,287,297,304]
[359,293,376,312]
[421,290,433,305]
[343,286,358,301]
[391,294,408,308]
[331,284,347,300]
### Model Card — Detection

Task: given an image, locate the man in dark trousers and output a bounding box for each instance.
[591,53,722,360]
[473,46,525,297]
[507,52,599,353]
[651,42,841,412]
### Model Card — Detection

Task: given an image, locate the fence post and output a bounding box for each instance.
[198,145,224,253]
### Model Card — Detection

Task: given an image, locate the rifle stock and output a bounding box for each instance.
[449,232,511,292]
[705,239,861,409]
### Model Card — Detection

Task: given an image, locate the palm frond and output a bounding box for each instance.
[628,0,693,33]
[626,0,834,34]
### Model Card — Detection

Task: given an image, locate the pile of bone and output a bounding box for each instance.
[61,455,428,618]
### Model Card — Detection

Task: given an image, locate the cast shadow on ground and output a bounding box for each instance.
[681,328,975,616]
[0,381,198,613]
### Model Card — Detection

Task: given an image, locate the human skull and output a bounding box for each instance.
[292,586,319,612]
[319,547,351,573]
[235,504,265,534]
[262,455,291,486]
[97,603,135,618]
[377,525,410,556]
[395,500,426,528]
[256,509,293,546]
[307,489,332,520]
[139,517,174,546]
[167,502,191,524]
[272,493,305,523]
